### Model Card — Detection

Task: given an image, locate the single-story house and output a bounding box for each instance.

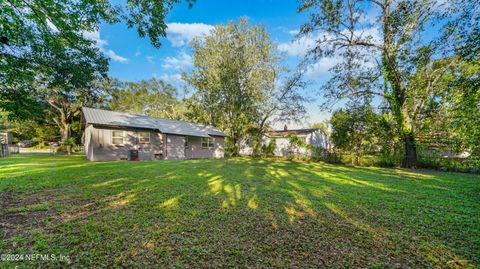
[81,107,227,161]
[239,126,329,157]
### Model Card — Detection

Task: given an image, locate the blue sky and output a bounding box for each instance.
[95,0,346,127]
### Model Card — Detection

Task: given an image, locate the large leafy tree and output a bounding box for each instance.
[445,62,480,156]
[428,60,480,156]
[0,0,192,119]
[184,18,306,154]
[330,104,380,165]
[298,0,479,167]
[46,85,105,141]
[108,78,187,120]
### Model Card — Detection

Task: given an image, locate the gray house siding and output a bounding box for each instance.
[165,135,185,160]
[85,125,94,161]
[82,108,227,161]
[185,136,225,159]
[84,124,225,161]
[85,125,163,161]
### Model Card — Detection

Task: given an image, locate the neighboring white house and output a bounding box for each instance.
[240,126,329,157]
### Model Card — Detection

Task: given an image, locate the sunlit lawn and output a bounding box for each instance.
[0,154,479,268]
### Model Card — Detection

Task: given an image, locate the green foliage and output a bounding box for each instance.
[330,105,382,165]
[443,61,480,155]
[184,18,306,155]
[6,202,50,214]
[287,134,327,159]
[62,137,76,146]
[0,110,59,144]
[264,139,276,157]
[184,18,278,155]
[33,124,59,144]
[0,0,188,119]
[287,134,306,148]
[298,0,479,167]
[107,78,187,120]
[311,121,330,138]
[418,150,480,173]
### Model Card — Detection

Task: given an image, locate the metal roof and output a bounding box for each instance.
[82,107,227,137]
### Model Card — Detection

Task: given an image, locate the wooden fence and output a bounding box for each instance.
[0,144,8,157]
[0,144,19,157]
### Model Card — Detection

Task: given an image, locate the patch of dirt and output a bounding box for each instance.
[0,191,58,240]
[0,191,17,208]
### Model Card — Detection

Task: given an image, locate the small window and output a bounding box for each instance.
[139,132,150,143]
[201,137,215,149]
[185,136,189,148]
[112,131,124,145]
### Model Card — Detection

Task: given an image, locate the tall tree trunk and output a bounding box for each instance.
[48,98,71,143]
[403,132,418,168]
[60,123,70,142]
[382,0,418,168]
[233,131,241,157]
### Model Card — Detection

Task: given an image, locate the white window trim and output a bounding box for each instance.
[138,131,150,144]
[201,137,215,149]
[112,130,125,145]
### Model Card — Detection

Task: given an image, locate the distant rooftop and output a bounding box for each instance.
[82,107,227,138]
[267,128,321,136]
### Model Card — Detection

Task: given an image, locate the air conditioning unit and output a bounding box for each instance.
[128,150,139,161]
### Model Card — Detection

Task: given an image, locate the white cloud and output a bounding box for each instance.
[166,22,214,47]
[83,30,128,63]
[160,73,185,90]
[278,28,380,80]
[105,49,128,63]
[278,27,381,57]
[347,27,381,44]
[278,34,317,57]
[162,52,193,70]
[425,0,452,11]
[146,56,155,64]
[288,29,299,36]
[305,57,342,78]
[83,30,108,48]
[358,8,380,25]
[160,73,182,83]
[134,50,141,57]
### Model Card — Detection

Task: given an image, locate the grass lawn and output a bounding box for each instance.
[0,154,479,268]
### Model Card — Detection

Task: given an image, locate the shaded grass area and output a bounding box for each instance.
[0,154,479,268]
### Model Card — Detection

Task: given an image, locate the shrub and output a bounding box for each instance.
[63,137,76,146]
[376,152,401,167]
[264,139,276,157]
[418,152,480,174]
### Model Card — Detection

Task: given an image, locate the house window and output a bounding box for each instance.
[139,132,150,143]
[201,137,215,149]
[112,131,124,145]
[185,136,189,148]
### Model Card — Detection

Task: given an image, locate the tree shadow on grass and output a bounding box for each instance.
[0,155,478,268]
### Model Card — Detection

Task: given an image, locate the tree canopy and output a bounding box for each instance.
[0,0,191,119]
[298,0,479,167]
[108,78,187,120]
[184,18,307,154]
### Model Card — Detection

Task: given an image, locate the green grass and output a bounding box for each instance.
[0,154,479,268]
